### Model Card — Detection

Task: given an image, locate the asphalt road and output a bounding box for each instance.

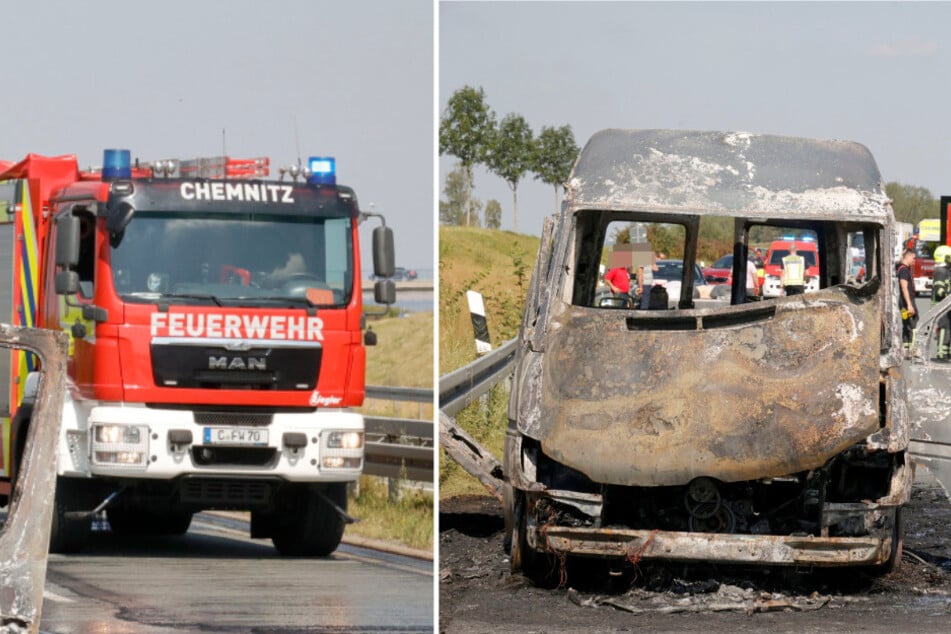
[40,513,433,633]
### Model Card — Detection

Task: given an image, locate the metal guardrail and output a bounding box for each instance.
[438,338,518,416]
[363,386,434,482]
[365,385,431,403]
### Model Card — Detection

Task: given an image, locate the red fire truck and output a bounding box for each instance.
[0,149,395,555]
[904,218,939,296]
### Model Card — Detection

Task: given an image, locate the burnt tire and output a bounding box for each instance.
[510,494,558,587]
[48,476,91,554]
[271,483,346,557]
[883,508,904,574]
[108,508,193,536]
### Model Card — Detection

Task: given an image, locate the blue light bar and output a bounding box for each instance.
[102,149,132,180]
[307,156,336,185]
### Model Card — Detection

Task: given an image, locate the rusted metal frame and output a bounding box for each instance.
[531,525,891,567]
[0,326,69,632]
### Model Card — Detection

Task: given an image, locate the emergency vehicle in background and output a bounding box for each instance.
[906,218,939,296]
[0,149,396,555]
[759,237,820,297]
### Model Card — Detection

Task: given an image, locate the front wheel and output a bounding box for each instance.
[510,494,558,587]
[882,508,904,574]
[270,483,347,556]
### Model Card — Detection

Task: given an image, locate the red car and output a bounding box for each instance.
[702,254,733,285]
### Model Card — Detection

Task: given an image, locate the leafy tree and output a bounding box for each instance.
[484,199,502,229]
[439,86,496,227]
[440,163,482,226]
[533,125,580,212]
[886,182,937,226]
[486,113,533,232]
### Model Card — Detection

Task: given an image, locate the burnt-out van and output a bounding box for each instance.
[505,129,913,582]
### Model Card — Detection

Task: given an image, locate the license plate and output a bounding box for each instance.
[203,427,269,446]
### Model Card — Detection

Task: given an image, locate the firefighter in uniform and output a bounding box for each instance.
[931,245,951,360]
[781,244,806,296]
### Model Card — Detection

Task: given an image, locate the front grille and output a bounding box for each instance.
[180,478,273,507]
[151,342,320,390]
[194,411,274,427]
[191,446,278,467]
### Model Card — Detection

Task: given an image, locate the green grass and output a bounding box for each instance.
[349,309,434,551]
[348,475,433,552]
[439,227,540,499]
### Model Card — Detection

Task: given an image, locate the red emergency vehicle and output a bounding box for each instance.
[759,238,820,297]
[905,219,939,296]
[0,150,395,555]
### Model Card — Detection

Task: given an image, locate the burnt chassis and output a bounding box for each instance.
[505,130,911,575]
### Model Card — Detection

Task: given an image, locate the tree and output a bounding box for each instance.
[533,125,580,212]
[440,163,482,226]
[886,182,937,226]
[439,86,496,227]
[486,113,533,232]
[484,199,502,229]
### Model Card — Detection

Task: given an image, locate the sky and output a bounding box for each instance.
[2,0,434,273]
[439,1,951,237]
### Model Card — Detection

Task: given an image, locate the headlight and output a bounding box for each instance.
[321,430,363,471]
[91,424,149,468]
[327,430,363,449]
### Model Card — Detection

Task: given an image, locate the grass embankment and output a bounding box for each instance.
[439,226,540,499]
[349,310,434,552]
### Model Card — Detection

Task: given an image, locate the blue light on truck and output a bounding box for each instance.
[307,156,336,186]
[102,149,132,180]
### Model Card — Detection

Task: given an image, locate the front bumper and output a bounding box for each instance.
[61,404,363,483]
[528,525,893,567]
[914,277,933,294]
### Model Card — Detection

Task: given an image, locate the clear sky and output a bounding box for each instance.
[3,0,434,273]
[440,1,951,236]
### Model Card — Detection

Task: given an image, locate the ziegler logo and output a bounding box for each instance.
[209,356,267,371]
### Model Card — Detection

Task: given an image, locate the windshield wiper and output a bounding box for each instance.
[236,296,325,308]
[158,292,224,307]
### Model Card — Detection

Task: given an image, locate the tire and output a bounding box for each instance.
[48,477,92,554]
[883,508,904,574]
[510,494,558,587]
[108,507,193,536]
[271,483,346,556]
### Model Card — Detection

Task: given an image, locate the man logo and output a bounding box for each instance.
[209,356,267,371]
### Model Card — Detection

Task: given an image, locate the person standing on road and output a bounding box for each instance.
[604,266,632,301]
[781,244,806,296]
[745,253,758,298]
[897,248,917,348]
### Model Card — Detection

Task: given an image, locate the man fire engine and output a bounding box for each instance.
[0,149,396,555]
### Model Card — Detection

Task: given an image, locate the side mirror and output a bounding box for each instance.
[363,328,377,346]
[55,270,80,296]
[55,215,80,268]
[105,201,135,234]
[372,225,395,279]
[374,279,396,305]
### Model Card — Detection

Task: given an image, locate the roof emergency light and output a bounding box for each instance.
[102,149,132,180]
[307,156,336,186]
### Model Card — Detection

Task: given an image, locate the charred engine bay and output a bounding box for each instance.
[439,472,951,633]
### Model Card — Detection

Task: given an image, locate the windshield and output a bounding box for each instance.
[111,211,353,307]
